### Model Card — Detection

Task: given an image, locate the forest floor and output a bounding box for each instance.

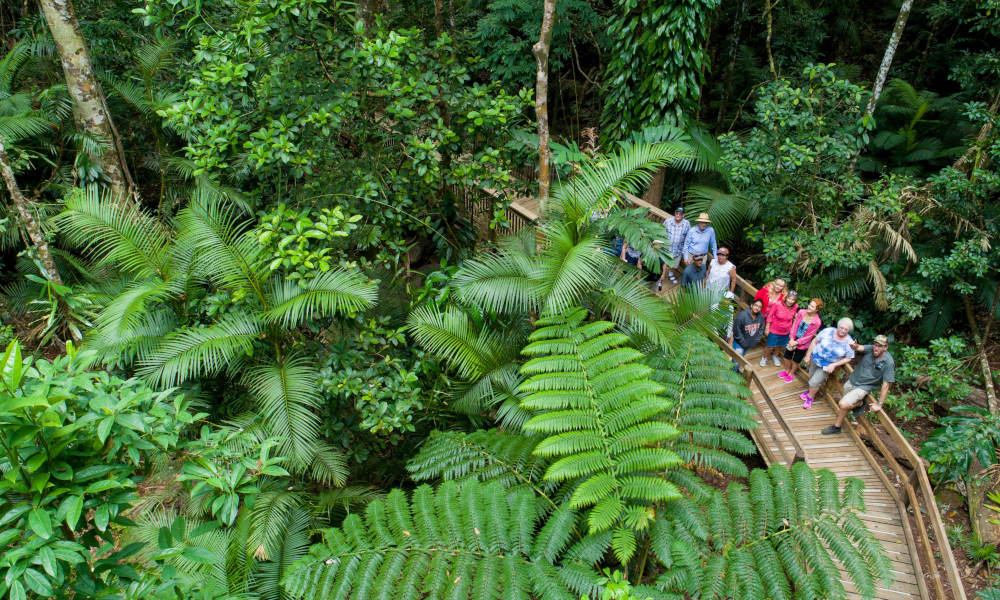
[883,407,996,597]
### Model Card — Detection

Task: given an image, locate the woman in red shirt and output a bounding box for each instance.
[753,278,786,314]
[761,291,799,368]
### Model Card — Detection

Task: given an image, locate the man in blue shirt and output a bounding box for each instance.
[684,213,718,265]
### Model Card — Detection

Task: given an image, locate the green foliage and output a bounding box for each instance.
[55,186,376,471]
[860,79,970,176]
[283,480,594,600]
[470,0,606,92]
[602,0,720,137]
[921,405,1000,485]
[888,336,972,420]
[317,317,445,466]
[255,204,362,284]
[147,0,527,261]
[646,331,758,479]
[519,308,683,562]
[649,462,891,600]
[0,341,201,599]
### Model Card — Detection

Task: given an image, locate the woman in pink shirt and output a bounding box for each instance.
[760,291,799,367]
[778,297,823,382]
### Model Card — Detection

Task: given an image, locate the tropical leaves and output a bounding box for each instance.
[651,463,892,600]
[519,308,683,562]
[56,188,377,470]
[282,480,594,600]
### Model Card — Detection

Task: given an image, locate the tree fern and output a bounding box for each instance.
[518,307,682,562]
[648,462,892,600]
[282,480,595,600]
[407,429,553,495]
[646,331,757,479]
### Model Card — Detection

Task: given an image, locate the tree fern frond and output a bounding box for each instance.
[519,307,682,542]
[282,481,589,600]
[407,429,551,494]
[652,462,891,600]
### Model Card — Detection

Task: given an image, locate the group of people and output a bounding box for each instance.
[729,278,895,435]
[617,206,895,437]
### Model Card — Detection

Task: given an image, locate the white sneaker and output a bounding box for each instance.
[773,355,781,367]
[759,357,767,367]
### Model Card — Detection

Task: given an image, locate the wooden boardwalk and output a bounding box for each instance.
[653,279,927,600]
[493,188,965,599]
[741,346,925,600]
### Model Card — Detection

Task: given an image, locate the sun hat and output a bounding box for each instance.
[695,212,711,223]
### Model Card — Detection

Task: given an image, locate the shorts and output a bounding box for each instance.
[808,362,830,389]
[665,254,683,269]
[840,380,869,408]
[766,333,789,348]
[783,346,807,363]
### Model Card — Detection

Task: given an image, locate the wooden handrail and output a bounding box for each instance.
[719,267,965,598]
[711,332,805,466]
[508,200,539,223]
[829,365,966,600]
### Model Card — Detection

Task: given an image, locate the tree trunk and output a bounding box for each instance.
[848,0,914,172]
[763,0,777,79]
[532,0,557,204]
[433,0,444,36]
[863,0,914,118]
[0,138,65,287]
[39,0,133,201]
[644,167,667,208]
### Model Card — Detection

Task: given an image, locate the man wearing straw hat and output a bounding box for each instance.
[684,212,718,266]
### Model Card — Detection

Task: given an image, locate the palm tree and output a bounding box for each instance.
[55,187,377,476]
[408,141,737,424]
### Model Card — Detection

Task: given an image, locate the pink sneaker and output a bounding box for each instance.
[778,371,788,379]
[783,373,795,383]
[801,393,814,409]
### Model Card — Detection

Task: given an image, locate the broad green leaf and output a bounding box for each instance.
[28,508,53,539]
[181,546,217,564]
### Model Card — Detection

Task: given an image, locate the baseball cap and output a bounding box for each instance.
[874,335,889,346]
[674,207,685,213]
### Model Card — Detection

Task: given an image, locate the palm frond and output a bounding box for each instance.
[243,354,323,469]
[453,246,540,315]
[264,270,377,328]
[594,269,677,349]
[684,184,752,240]
[138,314,262,387]
[55,185,171,278]
[552,141,694,222]
[175,197,268,304]
[0,114,54,143]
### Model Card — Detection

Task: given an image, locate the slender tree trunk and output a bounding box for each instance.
[39,0,133,201]
[763,0,777,79]
[848,0,914,172]
[433,0,444,36]
[863,0,914,118]
[0,138,65,287]
[532,0,557,204]
[643,167,667,208]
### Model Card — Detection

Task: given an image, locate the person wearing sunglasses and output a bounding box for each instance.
[704,247,737,296]
[822,335,895,434]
